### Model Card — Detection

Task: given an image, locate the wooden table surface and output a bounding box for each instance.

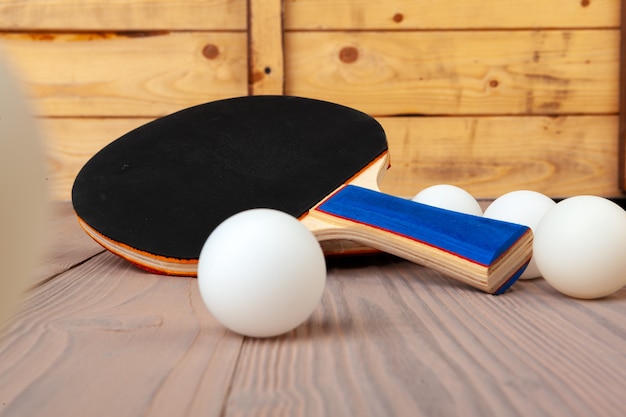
[1,202,626,417]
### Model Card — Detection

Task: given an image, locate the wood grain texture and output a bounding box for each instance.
[0,204,241,417]
[226,256,626,417]
[618,0,626,188]
[284,30,619,116]
[377,115,621,198]
[248,0,285,95]
[0,252,243,417]
[0,32,248,117]
[42,115,621,201]
[0,0,246,30]
[2,204,626,416]
[284,0,620,30]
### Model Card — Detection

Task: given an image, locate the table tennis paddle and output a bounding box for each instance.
[72,95,532,294]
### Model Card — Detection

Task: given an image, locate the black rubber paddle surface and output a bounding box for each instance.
[72,96,387,260]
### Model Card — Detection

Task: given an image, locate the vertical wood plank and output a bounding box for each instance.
[247,0,285,95]
[617,2,626,191]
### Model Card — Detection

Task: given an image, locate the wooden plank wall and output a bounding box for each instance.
[0,0,622,200]
[283,0,622,199]
[0,0,249,201]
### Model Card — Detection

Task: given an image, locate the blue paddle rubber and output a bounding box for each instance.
[315,185,531,294]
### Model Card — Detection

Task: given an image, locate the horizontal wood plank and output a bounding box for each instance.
[379,115,620,198]
[284,0,620,30]
[42,115,620,202]
[285,30,619,116]
[0,0,246,30]
[0,32,248,117]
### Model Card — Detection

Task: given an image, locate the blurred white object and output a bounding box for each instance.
[0,52,48,328]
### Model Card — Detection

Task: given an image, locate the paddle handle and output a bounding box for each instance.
[311,185,532,294]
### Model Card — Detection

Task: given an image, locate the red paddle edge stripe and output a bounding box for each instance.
[76,216,198,276]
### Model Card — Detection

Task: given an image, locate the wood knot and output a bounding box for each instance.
[581,0,590,7]
[489,79,499,88]
[339,46,359,64]
[202,44,219,59]
[251,71,264,83]
[250,67,272,84]
[393,13,404,23]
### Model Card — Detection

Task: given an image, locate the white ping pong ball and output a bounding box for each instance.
[483,190,556,279]
[197,209,326,338]
[534,196,626,299]
[412,184,483,216]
